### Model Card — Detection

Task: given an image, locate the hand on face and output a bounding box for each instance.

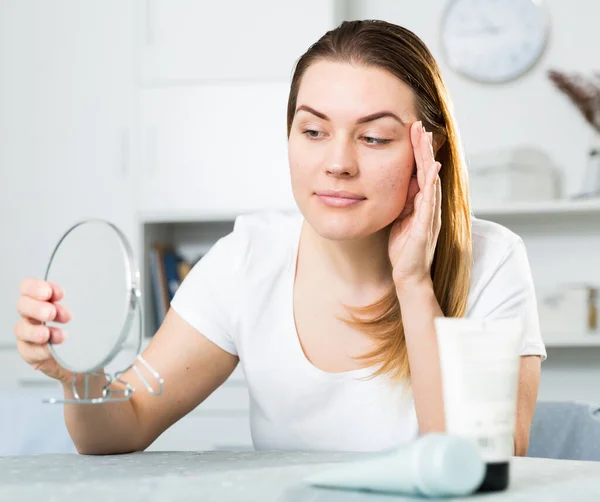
[388,120,442,291]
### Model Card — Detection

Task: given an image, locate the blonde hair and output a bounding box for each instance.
[287,20,472,381]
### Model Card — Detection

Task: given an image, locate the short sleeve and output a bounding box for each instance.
[170,227,248,356]
[467,238,547,361]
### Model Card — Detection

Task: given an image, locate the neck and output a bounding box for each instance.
[301,221,395,295]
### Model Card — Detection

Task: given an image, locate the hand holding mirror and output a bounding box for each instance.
[43,219,164,404]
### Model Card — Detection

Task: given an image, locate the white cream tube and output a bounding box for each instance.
[435,318,523,492]
[305,433,484,497]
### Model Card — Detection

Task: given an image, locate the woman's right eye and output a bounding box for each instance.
[302,130,324,139]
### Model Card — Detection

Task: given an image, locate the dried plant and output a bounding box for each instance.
[548,69,600,133]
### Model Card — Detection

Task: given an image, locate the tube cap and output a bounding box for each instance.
[415,434,486,497]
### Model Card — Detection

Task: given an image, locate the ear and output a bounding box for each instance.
[433,134,446,155]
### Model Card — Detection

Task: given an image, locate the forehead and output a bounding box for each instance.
[296,60,417,121]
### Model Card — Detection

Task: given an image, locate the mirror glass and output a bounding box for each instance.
[45,220,137,374]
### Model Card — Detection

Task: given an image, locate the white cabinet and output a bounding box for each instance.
[136,0,338,84]
[0,1,136,343]
[137,83,296,217]
[147,374,253,452]
[0,385,76,456]
[134,0,339,217]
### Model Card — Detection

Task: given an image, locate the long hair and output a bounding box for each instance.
[286,20,472,381]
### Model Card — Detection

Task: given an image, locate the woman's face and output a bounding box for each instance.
[288,60,419,241]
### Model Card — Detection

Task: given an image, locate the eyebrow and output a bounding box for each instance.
[295,105,406,126]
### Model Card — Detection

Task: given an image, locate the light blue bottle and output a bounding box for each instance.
[305,433,485,498]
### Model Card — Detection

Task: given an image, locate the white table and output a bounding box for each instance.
[1,451,599,501]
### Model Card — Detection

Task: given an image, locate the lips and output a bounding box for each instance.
[315,190,366,200]
[314,190,366,208]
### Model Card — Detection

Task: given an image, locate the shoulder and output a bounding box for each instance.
[231,210,302,241]
[467,217,529,310]
[218,210,302,277]
[173,210,301,314]
[471,217,523,267]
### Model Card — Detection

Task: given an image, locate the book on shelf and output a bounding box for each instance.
[148,243,202,329]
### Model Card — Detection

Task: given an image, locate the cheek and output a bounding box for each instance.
[373,155,414,204]
[287,136,304,179]
[288,134,315,175]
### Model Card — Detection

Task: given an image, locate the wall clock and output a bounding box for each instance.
[441,0,549,83]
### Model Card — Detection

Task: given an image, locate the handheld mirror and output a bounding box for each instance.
[43,219,163,404]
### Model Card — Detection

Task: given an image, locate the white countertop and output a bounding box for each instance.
[1,451,599,501]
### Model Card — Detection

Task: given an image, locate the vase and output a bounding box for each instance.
[573,129,600,199]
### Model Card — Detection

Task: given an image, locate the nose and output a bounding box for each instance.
[324,139,358,178]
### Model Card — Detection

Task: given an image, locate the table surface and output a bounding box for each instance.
[1,450,599,502]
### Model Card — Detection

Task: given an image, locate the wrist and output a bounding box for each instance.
[395,276,434,301]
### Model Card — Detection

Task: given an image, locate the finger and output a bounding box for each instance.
[16,339,53,366]
[419,128,430,178]
[19,278,62,302]
[418,179,434,229]
[411,193,430,244]
[14,319,50,344]
[398,175,420,220]
[427,132,435,160]
[420,129,436,187]
[434,173,443,236]
[410,121,425,189]
[53,303,73,324]
[417,161,440,231]
[47,282,65,302]
[49,327,68,344]
[17,296,57,323]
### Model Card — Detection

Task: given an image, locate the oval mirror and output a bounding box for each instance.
[42,219,162,404]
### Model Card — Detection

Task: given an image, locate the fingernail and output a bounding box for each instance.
[437,162,442,173]
[422,123,427,133]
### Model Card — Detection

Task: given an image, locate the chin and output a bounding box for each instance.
[295,193,397,241]
[312,219,364,241]
[300,204,375,241]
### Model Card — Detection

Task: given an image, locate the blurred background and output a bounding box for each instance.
[0,0,598,455]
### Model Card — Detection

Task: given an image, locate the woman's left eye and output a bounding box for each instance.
[363,136,391,145]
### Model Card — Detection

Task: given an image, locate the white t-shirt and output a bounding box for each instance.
[170,211,547,452]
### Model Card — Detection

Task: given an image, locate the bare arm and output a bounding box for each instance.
[65,307,238,455]
[396,279,445,434]
[513,355,541,456]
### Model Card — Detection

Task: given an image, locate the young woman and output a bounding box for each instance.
[14,20,545,456]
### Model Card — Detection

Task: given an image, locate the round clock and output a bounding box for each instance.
[441,0,549,83]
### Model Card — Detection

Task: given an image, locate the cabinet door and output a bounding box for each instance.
[147,381,252,452]
[137,0,338,83]
[0,385,77,455]
[0,0,136,349]
[138,83,296,217]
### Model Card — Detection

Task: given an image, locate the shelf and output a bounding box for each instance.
[544,332,600,348]
[138,199,600,224]
[137,207,299,225]
[472,197,600,219]
[138,210,243,224]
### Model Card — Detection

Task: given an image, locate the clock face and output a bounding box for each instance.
[441,0,549,83]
